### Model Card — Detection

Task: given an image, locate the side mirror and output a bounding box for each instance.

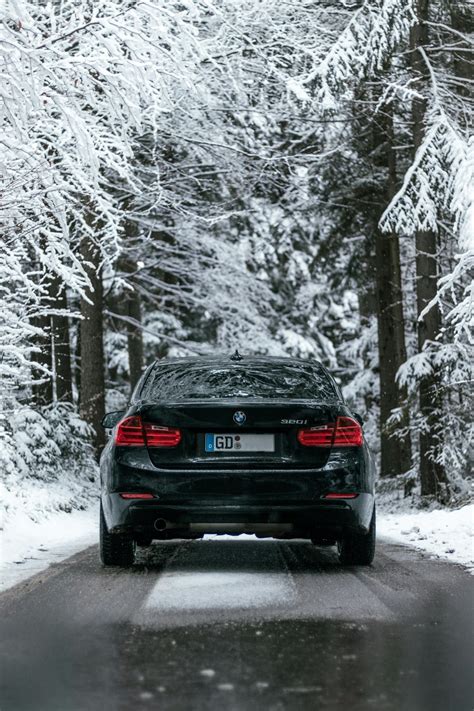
[101,410,125,429]
[353,413,363,426]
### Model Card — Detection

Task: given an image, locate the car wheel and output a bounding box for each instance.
[338,507,376,566]
[99,503,135,567]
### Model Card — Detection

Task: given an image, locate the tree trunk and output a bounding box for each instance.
[358,286,377,417]
[79,234,106,456]
[449,1,473,96]
[49,275,73,403]
[75,320,81,405]
[374,104,412,477]
[126,281,144,394]
[415,230,445,496]
[410,0,447,497]
[31,312,53,406]
[122,218,144,394]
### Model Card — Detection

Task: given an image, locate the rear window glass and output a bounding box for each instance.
[140,362,338,401]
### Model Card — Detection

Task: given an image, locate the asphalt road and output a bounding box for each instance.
[0,537,472,711]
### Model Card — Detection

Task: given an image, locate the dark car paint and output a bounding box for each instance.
[100,356,376,540]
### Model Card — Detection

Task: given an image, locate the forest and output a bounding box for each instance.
[1,0,472,516]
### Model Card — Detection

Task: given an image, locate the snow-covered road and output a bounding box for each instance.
[0,535,472,711]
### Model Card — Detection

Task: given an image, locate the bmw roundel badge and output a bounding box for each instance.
[233,410,246,425]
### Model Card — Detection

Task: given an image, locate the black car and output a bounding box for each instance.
[99,353,376,567]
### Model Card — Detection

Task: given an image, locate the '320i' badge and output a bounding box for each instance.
[233,411,246,425]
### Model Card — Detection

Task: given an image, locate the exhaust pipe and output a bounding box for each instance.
[154,518,168,532]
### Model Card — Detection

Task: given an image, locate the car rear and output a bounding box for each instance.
[99,356,376,565]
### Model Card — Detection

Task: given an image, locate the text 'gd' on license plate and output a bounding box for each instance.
[205,433,275,452]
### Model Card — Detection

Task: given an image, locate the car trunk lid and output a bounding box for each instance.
[137,400,345,501]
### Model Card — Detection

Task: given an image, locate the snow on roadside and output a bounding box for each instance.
[1,450,99,592]
[378,504,473,572]
[0,503,98,592]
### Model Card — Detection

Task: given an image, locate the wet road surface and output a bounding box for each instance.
[0,538,472,711]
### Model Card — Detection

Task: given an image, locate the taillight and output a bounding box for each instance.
[115,416,145,446]
[333,417,363,447]
[323,493,358,499]
[297,424,335,447]
[119,493,155,499]
[115,416,181,448]
[143,423,181,448]
[297,416,362,448]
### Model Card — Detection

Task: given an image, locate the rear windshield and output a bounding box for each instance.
[140,362,338,401]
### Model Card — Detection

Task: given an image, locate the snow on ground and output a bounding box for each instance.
[145,570,296,612]
[1,458,98,591]
[0,503,98,592]
[378,504,473,572]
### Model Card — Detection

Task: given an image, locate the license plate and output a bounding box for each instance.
[205,433,275,453]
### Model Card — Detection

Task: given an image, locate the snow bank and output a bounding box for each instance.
[0,502,98,592]
[378,504,473,572]
[0,403,99,591]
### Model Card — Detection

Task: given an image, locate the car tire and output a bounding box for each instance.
[338,507,376,566]
[99,503,135,567]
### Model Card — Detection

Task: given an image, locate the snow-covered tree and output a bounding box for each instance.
[1,0,471,516]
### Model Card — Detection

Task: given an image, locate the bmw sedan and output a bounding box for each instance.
[99,353,376,567]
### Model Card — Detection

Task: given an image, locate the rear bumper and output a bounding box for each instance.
[100,444,376,539]
[102,492,375,538]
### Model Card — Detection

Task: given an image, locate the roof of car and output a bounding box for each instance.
[150,355,324,367]
[135,354,340,402]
